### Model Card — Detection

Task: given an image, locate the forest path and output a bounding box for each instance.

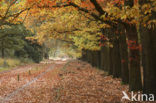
[0,60,130,103]
[49,60,130,103]
[0,60,67,103]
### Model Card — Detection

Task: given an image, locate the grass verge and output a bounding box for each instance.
[0,58,33,72]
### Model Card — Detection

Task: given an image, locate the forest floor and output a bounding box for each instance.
[0,59,149,103]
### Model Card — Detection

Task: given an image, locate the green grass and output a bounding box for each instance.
[0,58,21,67]
[0,58,35,73]
[0,58,21,72]
[0,58,30,72]
[0,67,10,72]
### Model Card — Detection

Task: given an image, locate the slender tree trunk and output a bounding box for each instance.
[86,50,89,62]
[93,51,100,68]
[1,41,5,58]
[105,46,110,72]
[2,48,4,58]
[97,51,101,68]
[100,47,105,70]
[118,26,129,84]
[81,49,87,61]
[108,47,113,75]
[126,25,142,91]
[91,51,95,67]
[112,38,122,78]
[87,50,92,64]
[100,28,111,72]
[101,46,110,71]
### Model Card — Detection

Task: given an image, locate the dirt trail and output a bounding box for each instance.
[50,60,130,103]
[0,65,54,103]
[0,60,134,103]
[0,60,67,103]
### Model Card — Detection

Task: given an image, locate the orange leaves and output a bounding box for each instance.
[27,0,38,4]
[26,0,57,8]
[80,0,95,10]
[27,0,34,3]
[41,0,56,6]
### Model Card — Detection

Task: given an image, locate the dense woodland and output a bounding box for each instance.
[0,0,156,100]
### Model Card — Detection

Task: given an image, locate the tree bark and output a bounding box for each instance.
[101,46,110,71]
[100,47,105,70]
[118,24,129,84]
[112,38,122,78]
[1,41,5,58]
[126,25,142,91]
[96,51,101,68]
[119,32,129,84]
[108,47,113,75]
[141,27,156,95]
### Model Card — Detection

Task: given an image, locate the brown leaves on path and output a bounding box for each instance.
[0,60,66,103]
[50,60,129,103]
[0,60,139,103]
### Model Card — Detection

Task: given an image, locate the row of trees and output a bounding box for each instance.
[4,0,155,96]
[78,0,156,96]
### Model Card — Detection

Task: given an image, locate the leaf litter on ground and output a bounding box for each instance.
[0,60,151,103]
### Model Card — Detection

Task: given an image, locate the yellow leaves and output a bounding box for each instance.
[0,0,31,26]
[143,15,149,23]
[11,0,26,10]
[146,20,156,29]
[70,30,101,51]
[106,6,121,20]
[103,2,154,26]
[73,0,82,5]
[29,5,102,50]
[142,4,152,15]
[98,23,110,28]
[121,15,127,20]
[0,2,8,16]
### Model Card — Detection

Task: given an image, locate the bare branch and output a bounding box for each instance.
[22,9,30,24]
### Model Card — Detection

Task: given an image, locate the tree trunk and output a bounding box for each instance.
[93,51,100,68]
[86,50,89,62]
[87,50,92,64]
[100,47,105,70]
[112,38,122,78]
[81,49,87,61]
[101,46,110,71]
[118,26,129,84]
[105,46,110,72]
[96,51,101,69]
[1,48,4,58]
[138,0,156,95]
[126,25,142,91]
[141,27,156,95]
[91,51,95,67]
[1,41,5,58]
[108,47,113,75]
